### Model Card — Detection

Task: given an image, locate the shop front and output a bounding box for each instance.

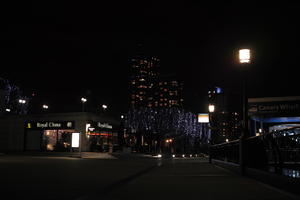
[14,112,120,152]
[86,122,118,152]
[25,121,76,151]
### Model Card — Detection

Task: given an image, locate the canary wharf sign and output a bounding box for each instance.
[248,101,300,115]
[26,121,75,130]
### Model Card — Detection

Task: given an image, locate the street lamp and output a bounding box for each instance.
[238,49,250,138]
[81,97,87,112]
[208,104,216,145]
[208,104,215,113]
[42,104,49,110]
[238,48,251,174]
[239,49,251,64]
[18,99,26,104]
[102,104,108,110]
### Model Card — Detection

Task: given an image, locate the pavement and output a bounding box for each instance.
[0,154,299,200]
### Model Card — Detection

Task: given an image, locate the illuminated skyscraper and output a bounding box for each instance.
[156,75,184,108]
[130,56,159,108]
[130,55,184,109]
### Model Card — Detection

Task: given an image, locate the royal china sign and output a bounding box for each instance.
[26,121,75,130]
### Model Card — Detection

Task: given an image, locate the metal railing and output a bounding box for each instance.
[210,128,300,174]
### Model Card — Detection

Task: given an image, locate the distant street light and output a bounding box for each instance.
[81,97,87,112]
[5,108,11,112]
[208,104,215,113]
[102,104,108,110]
[42,104,49,109]
[18,99,26,104]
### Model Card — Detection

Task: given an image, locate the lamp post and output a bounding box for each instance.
[238,48,251,174]
[18,99,26,114]
[81,98,87,112]
[208,104,215,163]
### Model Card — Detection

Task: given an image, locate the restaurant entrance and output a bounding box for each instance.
[25,121,75,151]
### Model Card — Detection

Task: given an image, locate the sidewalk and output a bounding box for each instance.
[101,158,299,200]
[1,151,117,159]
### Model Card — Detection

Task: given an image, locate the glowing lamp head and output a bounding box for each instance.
[239,49,251,63]
[81,98,87,103]
[42,105,48,109]
[208,104,215,113]
[157,154,162,158]
[102,104,108,110]
[19,99,26,104]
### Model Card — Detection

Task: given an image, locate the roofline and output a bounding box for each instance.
[248,96,300,103]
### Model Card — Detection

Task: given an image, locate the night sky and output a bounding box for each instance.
[1,2,300,115]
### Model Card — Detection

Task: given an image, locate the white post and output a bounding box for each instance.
[79,132,82,158]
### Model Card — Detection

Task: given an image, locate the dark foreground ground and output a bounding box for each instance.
[0,154,298,200]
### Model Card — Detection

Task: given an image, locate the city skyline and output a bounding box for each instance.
[1,2,300,114]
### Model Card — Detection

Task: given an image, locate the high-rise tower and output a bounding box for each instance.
[130,55,159,108]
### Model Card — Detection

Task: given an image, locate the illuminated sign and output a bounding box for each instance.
[97,122,113,129]
[71,133,80,148]
[249,101,300,115]
[198,113,209,123]
[26,121,75,129]
[88,132,112,136]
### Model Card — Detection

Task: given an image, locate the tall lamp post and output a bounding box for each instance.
[208,104,215,163]
[208,104,215,143]
[239,48,251,174]
[81,98,87,112]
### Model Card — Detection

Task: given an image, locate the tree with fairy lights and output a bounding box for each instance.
[124,107,210,154]
[0,78,29,115]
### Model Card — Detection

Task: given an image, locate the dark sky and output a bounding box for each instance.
[1,1,300,114]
